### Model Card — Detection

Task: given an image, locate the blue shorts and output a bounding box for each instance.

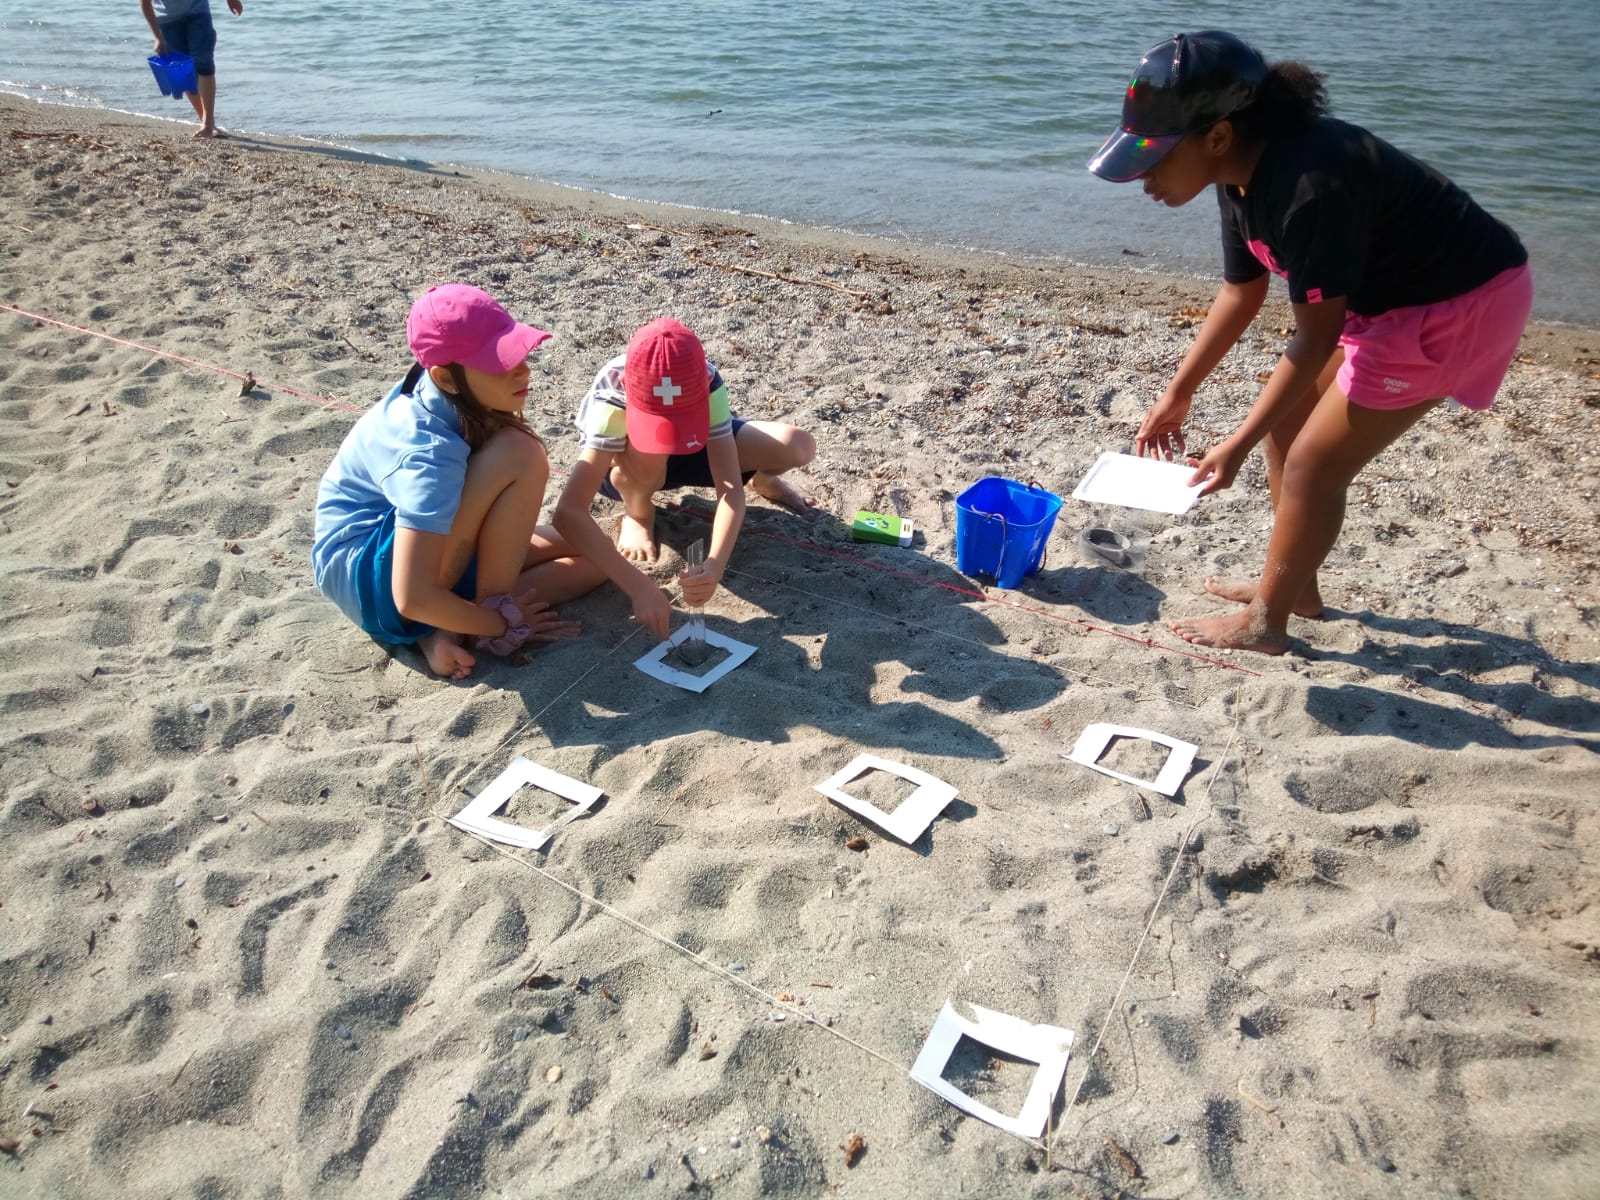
[159,5,218,76]
[598,418,754,499]
[351,511,477,644]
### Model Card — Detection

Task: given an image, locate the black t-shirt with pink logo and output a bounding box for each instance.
[1218,117,1526,317]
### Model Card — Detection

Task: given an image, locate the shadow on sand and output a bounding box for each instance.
[505,500,1083,764]
[1299,609,1599,752]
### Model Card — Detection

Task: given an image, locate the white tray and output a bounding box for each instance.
[1071,451,1205,515]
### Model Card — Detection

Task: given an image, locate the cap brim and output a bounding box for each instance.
[463,322,551,373]
[1087,128,1183,182]
[626,401,710,456]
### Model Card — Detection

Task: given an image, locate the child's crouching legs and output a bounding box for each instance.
[453,428,550,598]
[517,524,608,606]
[735,421,818,513]
[609,450,669,563]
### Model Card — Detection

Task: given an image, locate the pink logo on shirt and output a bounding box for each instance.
[1247,238,1287,280]
[1306,287,1324,303]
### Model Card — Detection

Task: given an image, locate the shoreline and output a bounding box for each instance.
[9,90,1600,361]
[2,92,1597,1199]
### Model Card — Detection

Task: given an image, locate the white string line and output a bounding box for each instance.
[1048,716,1242,1156]
[431,568,1236,1148]
[436,711,1241,1156]
[447,537,1211,799]
[439,818,911,1079]
[446,625,648,799]
[722,564,1203,712]
[449,555,1198,804]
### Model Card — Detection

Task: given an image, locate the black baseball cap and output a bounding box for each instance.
[1087,31,1267,182]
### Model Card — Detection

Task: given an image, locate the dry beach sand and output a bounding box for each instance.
[1,96,1598,1198]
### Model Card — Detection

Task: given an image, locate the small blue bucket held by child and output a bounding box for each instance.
[147,53,198,98]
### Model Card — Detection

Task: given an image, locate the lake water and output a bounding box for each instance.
[5,0,1597,322]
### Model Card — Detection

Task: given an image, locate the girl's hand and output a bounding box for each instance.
[1186,439,1249,496]
[510,589,583,645]
[678,563,723,609]
[1135,390,1193,460]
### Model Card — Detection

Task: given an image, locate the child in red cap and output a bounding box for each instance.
[313,284,604,680]
[1089,32,1532,655]
[553,317,816,639]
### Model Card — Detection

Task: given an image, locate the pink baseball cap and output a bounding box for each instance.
[405,284,551,372]
[623,317,711,455]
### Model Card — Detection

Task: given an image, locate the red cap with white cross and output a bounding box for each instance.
[623,317,712,456]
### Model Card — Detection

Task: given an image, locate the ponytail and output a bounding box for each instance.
[1227,61,1328,142]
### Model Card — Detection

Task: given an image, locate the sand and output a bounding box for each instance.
[2,94,1598,1199]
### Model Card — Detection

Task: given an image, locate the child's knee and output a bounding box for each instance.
[748,423,815,471]
[1281,447,1354,499]
[613,453,667,494]
[480,427,549,477]
[786,427,817,468]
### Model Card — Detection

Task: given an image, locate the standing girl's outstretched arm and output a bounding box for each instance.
[1184,294,1347,495]
[1136,275,1269,461]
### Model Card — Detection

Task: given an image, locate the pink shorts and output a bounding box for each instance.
[1336,263,1533,411]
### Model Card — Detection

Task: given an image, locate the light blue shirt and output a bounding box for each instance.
[312,373,470,627]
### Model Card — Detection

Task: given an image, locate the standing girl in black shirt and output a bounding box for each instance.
[1089,31,1532,654]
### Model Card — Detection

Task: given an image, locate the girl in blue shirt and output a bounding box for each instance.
[313,285,603,680]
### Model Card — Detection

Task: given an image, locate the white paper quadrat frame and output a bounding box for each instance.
[448,756,603,851]
[1067,722,1197,796]
[910,1000,1075,1138]
[634,625,757,693]
[1071,450,1205,515]
[813,753,958,844]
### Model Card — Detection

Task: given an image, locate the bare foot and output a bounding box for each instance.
[1203,575,1324,619]
[616,510,659,562]
[418,630,475,680]
[1169,605,1291,655]
[750,472,817,514]
[194,126,228,139]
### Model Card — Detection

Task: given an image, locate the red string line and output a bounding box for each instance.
[3,302,1258,676]
[684,513,1260,676]
[0,302,366,414]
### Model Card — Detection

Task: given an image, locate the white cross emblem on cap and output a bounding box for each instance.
[654,376,681,406]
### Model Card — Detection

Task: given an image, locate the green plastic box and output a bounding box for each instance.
[851,510,914,547]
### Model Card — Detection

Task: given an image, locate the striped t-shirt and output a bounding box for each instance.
[574,352,733,453]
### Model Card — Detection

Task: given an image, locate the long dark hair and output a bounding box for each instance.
[401,362,541,453]
[1227,61,1329,142]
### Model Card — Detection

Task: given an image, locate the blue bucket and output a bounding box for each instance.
[955,477,1064,588]
[147,53,198,99]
